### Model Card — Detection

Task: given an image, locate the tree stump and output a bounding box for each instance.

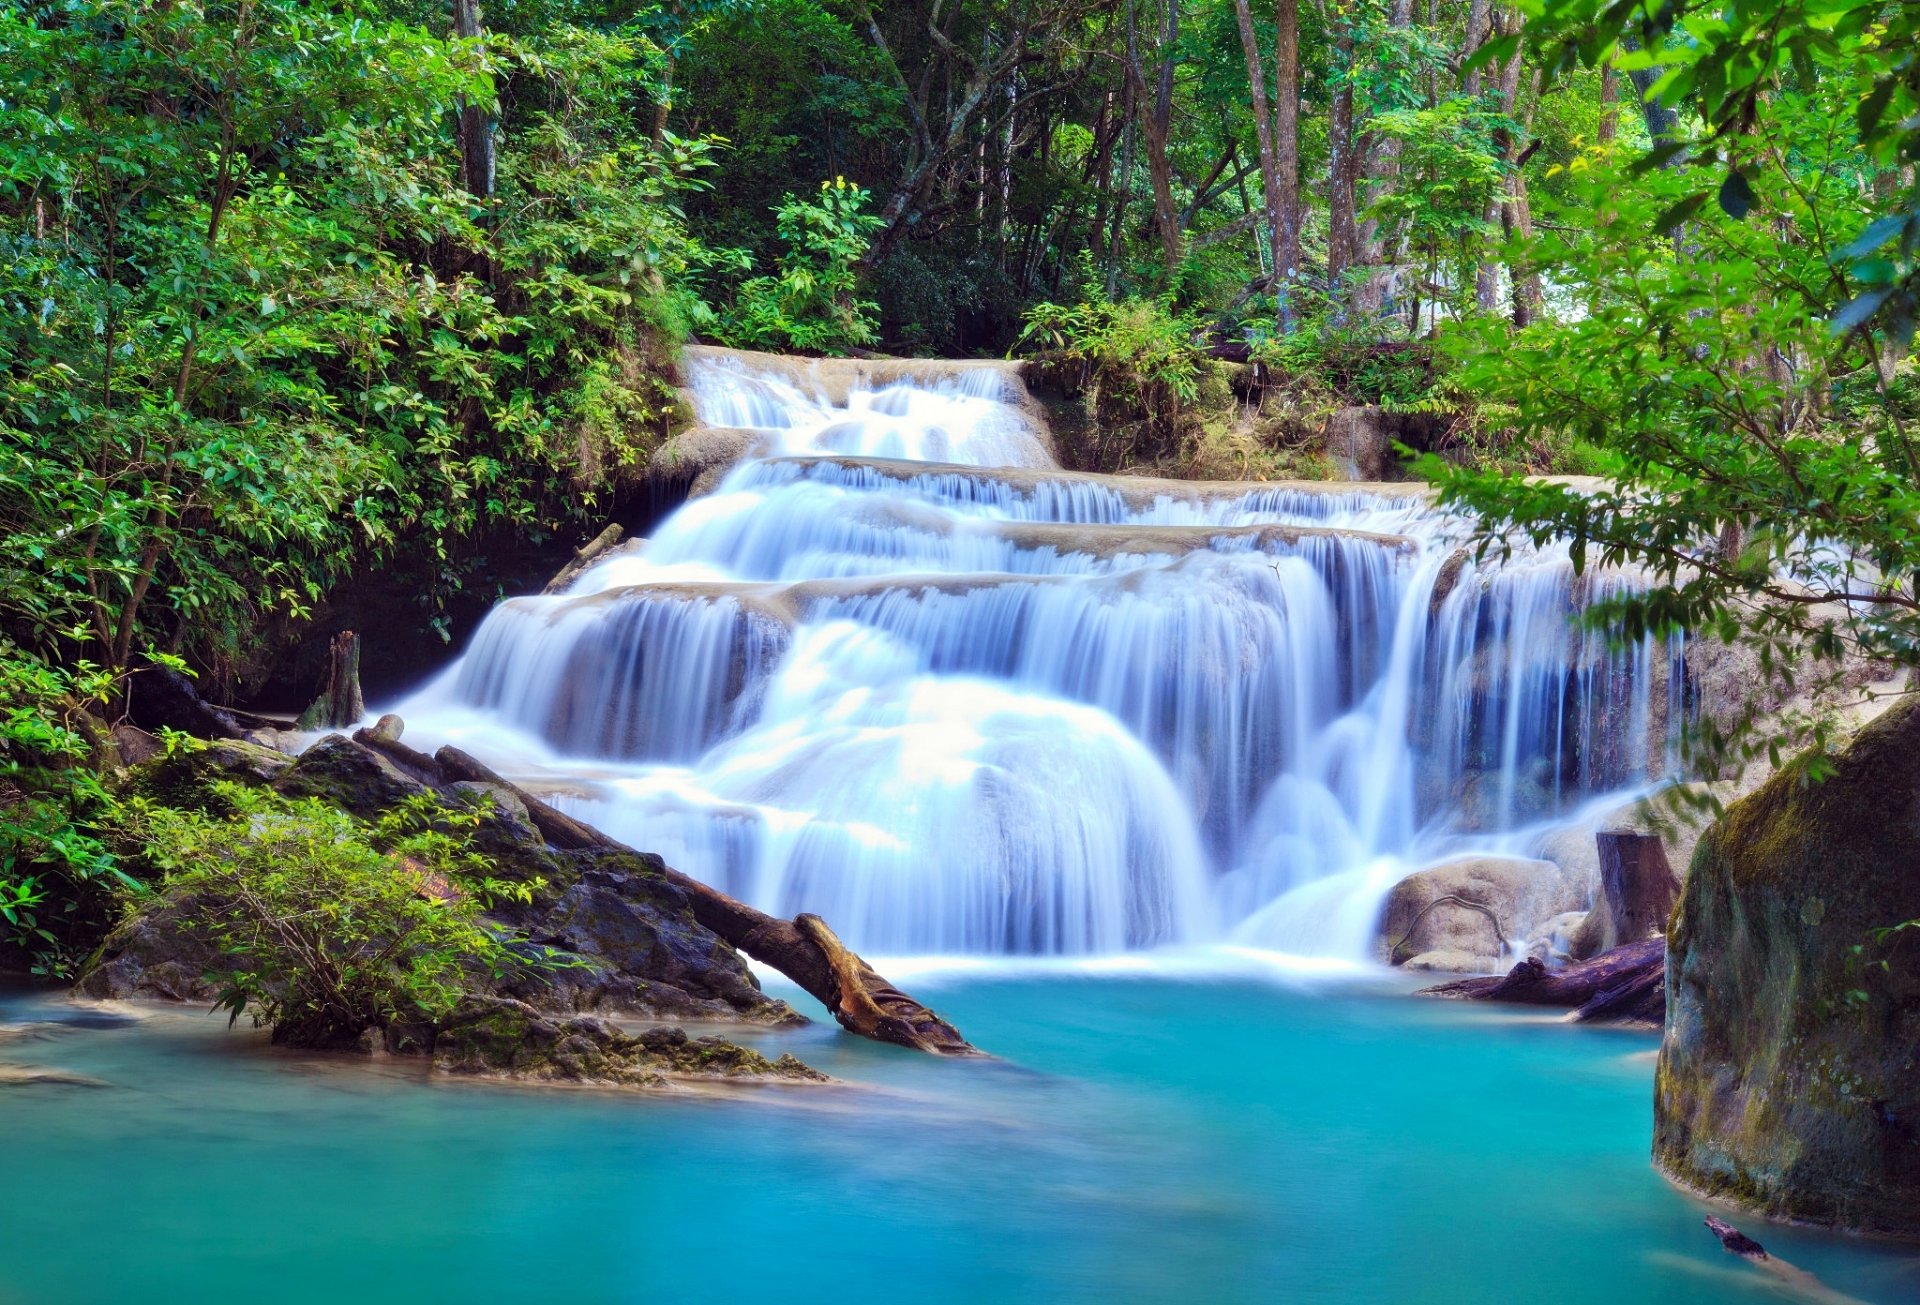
[295,631,366,731]
[1595,830,1679,949]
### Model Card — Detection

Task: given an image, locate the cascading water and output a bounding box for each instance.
[394,353,1685,963]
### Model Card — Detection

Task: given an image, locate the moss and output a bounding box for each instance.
[118,738,292,810]
[271,734,424,819]
[1655,695,1920,1238]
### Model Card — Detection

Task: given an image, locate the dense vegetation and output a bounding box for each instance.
[2,0,1916,985]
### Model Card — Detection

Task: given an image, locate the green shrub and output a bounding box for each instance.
[0,647,136,977]
[719,177,883,354]
[129,786,549,1048]
[1017,296,1209,465]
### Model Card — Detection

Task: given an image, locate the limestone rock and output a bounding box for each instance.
[1656,695,1920,1237]
[73,892,225,1004]
[121,737,292,807]
[431,996,825,1088]
[649,425,766,497]
[1378,855,1587,973]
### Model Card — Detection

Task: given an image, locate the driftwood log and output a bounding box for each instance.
[425,743,977,1056]
[543,524,625,594]
[1416,937,1665,1024]
[295,631,366,731]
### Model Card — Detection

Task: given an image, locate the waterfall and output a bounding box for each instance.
[394,352,1684,962]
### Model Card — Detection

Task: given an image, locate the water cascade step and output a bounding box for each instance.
[395,351,1686,962]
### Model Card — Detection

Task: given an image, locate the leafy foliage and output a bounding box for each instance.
[0,647,136,976]
[129,785,547,1047]
[718,177,883,354]
[1430,98,1918,788]
[1018,296,1209,464]
[0,0,717,682]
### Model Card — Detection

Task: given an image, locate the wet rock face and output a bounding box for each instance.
[432,996,825,1088]
[1656,695,1920,1238]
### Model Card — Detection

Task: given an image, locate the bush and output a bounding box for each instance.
[1017,296,1209,466]
[719,177,883,354]
[0,647,136,977]
[129,786,549,1048]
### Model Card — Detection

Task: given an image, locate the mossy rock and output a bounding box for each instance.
[271,734,425,819]
[119,738,292,810]
[499,850,801,1026]
[1656,694,1920,1238]
[431,996,824,1088]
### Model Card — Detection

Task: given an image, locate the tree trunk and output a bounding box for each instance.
[1597,60,1619,144]
[453,0,494,200]
[1232,0,1286,320]
[1136,0,1184,279]
[430,745,978,1056]
[1326,23,1362,308]
[1272,0,1302,321]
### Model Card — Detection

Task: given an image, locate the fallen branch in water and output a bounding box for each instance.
[1415,937,1665,1024]
[1703,1217,1867,1305]
[428,743,979,1057]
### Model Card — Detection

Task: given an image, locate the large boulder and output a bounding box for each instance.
[1655,695,1920,1237]
[88,737,798,1027]
[1378,855,1587,973]
[499,849,801,1025]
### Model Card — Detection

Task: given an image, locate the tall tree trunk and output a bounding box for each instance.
[1272,0,1302,321]
[1107,3,1140,296]
[453,0,494,200]
[1326,22,1362,309]
[1136,0,1184,279]
[1232,0,1285,320]
[1597,59,1619,144]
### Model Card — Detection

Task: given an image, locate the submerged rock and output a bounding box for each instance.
[1656,695,1920,1238]
[1378,855,1585,973]
[432,996,825,1088]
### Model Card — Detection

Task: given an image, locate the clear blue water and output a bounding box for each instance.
[4,974,1916,1304]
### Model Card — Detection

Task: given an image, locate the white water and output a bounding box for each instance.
[394,356,1684,963]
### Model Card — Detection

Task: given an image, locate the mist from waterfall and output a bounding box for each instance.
[394,353,1684,963]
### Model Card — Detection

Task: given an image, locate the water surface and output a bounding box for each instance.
[5,975,1915,1304]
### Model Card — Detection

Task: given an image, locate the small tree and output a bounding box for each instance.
[132,786,545,1048]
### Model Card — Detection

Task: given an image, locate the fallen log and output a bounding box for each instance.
[543,524,625,594]
[1415,937,1665,1024]
[432,744,977,1056]
[1702,1217,1865,1304]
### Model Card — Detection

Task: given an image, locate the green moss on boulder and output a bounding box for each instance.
[1656,695,1920,1238]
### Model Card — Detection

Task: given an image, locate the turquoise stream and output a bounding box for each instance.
[5,975,1916,1304]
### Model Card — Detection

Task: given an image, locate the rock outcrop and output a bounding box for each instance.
[1377,855,1586,973]
[1655,695,1920,1238]
[79,735,800,1027]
